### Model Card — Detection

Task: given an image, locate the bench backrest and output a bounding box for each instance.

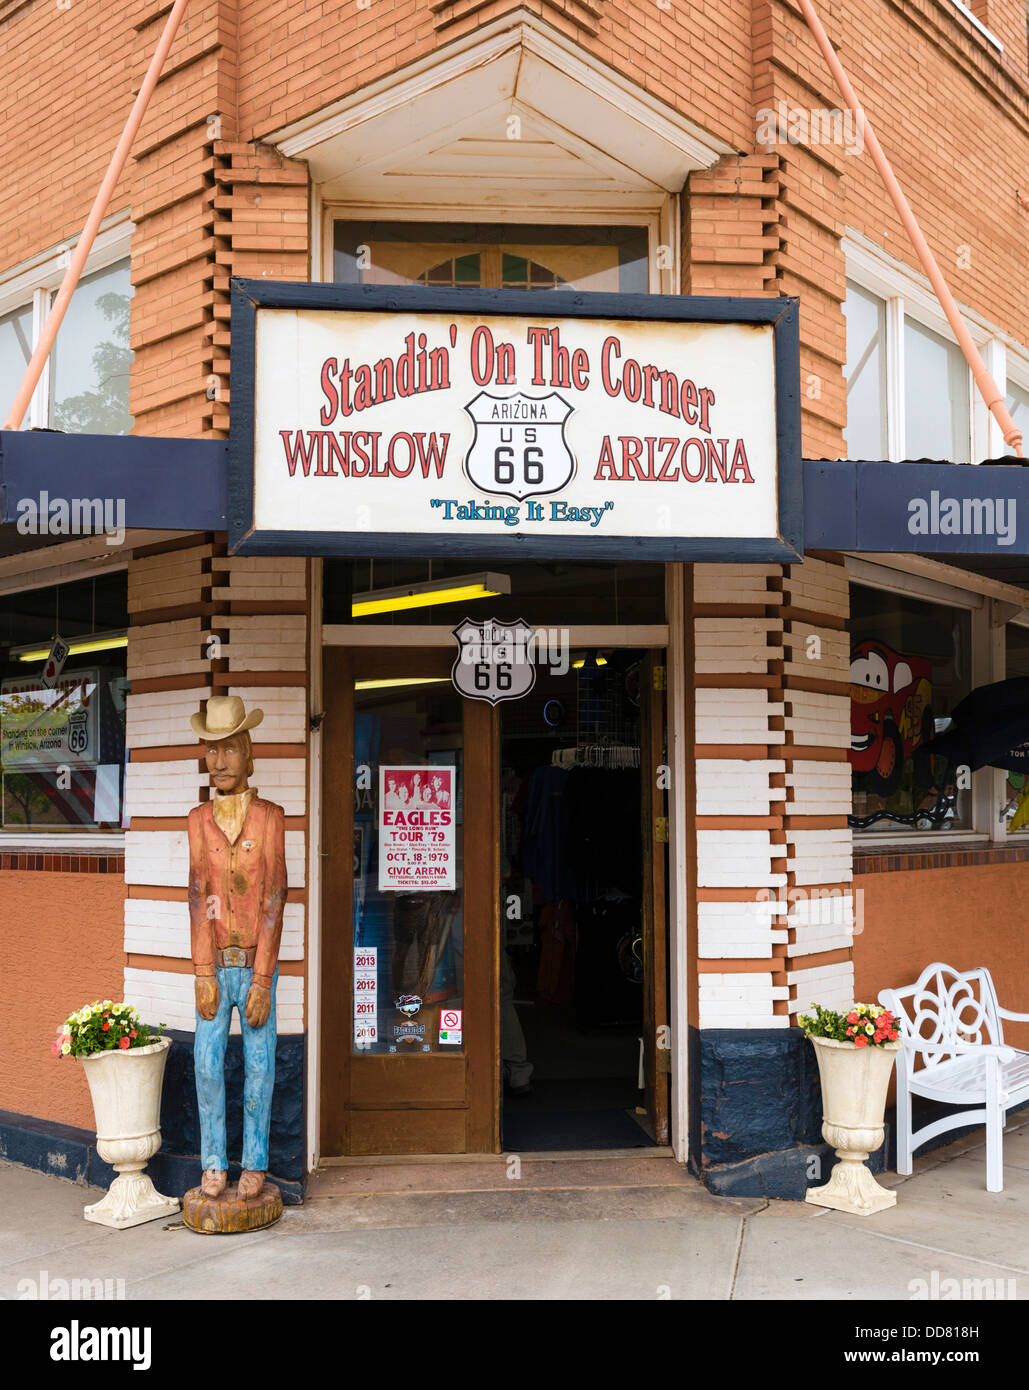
[879,962,1004,1071]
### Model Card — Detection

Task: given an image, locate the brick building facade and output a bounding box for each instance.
[2,0,1029,1197]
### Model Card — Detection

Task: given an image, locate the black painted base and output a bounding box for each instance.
[696,1027,1029,1200]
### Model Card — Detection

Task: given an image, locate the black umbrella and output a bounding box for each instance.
[920,676,1029,777]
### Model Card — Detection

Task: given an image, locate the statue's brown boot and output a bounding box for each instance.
[238,1169,265,1200]
[201,1168,227,1198]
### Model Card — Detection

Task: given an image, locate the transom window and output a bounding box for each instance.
[333,222,649,295]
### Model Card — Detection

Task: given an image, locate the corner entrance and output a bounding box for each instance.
[319,638,669,1158]
[499,648,668,1150]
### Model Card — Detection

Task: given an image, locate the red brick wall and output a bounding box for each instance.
[4,0,1029,457]
[0,871,127,1132]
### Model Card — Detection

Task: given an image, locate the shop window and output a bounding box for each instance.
[848,584,972,832]
[1003,621,1029,830]
[1,259,132,435]
[843,281,972,463]
[0,572,128,831]
[333,222,649,294]
[324,559,665,628]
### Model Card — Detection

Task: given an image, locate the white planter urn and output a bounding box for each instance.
[805,1035,901,1216]
[79,1035,180,1229]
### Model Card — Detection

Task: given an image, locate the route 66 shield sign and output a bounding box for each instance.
[452,617,537,705]
[463,391,575,502]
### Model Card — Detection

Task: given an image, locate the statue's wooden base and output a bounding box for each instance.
[182,1182,283,1235]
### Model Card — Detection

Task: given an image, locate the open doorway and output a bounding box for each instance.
[499,648,665,1151]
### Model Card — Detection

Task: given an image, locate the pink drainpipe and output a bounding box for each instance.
[797,0,1022,458]
[3,0,191,432]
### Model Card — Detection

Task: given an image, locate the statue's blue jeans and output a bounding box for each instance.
[194,966,278,1173]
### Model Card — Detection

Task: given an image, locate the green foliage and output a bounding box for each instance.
[52,1000,164,1058]
[797,1001,900,1048]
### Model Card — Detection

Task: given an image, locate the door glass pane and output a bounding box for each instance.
[843,283,888,460]
[353,679,465,1054]
[905,316,970,462]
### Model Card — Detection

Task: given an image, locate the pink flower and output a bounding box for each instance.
[847,1012,859,1024]
[855,1035,868,1047]
[119,1037,130,1050]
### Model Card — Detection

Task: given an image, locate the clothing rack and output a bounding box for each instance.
[551,742,640,770]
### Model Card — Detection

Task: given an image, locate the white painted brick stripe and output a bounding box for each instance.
[783,622,849,680]
[123,967,304,1035]
[697,830,785,888]
[124,898,304,961]
[125,830,306,888]
[697,760,786,815]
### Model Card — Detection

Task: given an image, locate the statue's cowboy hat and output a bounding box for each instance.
[190,695,264,741]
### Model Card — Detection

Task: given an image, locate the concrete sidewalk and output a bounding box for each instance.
[1,1117,1027,1300]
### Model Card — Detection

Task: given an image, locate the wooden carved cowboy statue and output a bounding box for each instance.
[187,696,287,1206]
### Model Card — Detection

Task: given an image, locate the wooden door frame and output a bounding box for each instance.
[319,646,501,1157]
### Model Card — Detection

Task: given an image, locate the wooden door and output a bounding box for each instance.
[320,647,500,1155]
[640,652,670,1144]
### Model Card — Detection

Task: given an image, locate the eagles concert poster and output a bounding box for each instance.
[245,304,787,554]
[378,765,456,892]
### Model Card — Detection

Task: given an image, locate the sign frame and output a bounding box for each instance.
[229,279,803,562]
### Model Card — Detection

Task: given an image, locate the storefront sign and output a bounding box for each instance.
[230,282,802,561]
[378,765,455,891]
[0,670,100,768]
[451,617,536,704]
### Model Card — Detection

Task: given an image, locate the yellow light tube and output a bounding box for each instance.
[352,582,501,618]
[15,634,129,662]
[354,677,450,691]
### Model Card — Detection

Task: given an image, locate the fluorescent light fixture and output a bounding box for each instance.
[13,631,128,663]
[573,653,608,669]
[352,571,510,618]
[354,677,450,691]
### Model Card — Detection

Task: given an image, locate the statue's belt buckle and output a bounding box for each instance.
[222,946,248,967]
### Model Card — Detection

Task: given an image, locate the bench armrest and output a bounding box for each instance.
[898,1039,1017,1063]
[997,1006,1029,1023]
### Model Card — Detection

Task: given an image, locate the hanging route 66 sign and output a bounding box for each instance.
[452,617,537,705]
[463,391,575,502]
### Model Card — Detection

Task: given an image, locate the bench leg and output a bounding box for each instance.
[986,1107,1004,1193]
[896,1082,913,1176]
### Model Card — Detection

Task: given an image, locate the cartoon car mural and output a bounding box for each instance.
[849,640,934,797]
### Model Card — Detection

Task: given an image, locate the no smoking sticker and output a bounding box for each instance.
[439,1008,463,1045]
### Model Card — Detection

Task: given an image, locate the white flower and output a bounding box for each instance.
[81,1007,92,1021]
[865,1023,874,1034]
[61,1042,71,1055]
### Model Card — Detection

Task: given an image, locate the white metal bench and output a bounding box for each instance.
[879,962,1029,1192]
